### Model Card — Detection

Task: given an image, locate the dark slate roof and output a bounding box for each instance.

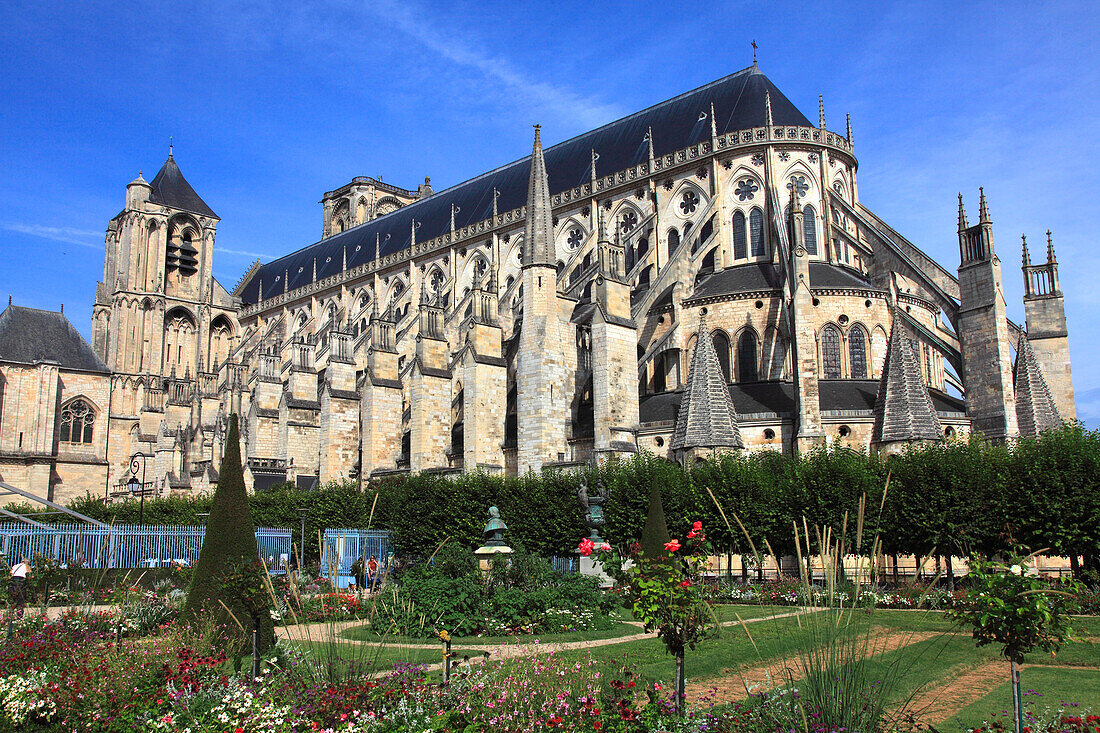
[149,155,218,219]
[689,261,876,301]
[239,66,811,305]
[0,305,110,373]
[872,319,944,444]
[671,319,743,450]
[1014,334,1061,438]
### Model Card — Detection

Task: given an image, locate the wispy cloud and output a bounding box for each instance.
[216,246,273,259]
[1,222,102,249]
[367,0,623,130]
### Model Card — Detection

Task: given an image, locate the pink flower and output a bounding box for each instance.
[600,542,611,551]
[664,539,681,552]
[578,538,595,556]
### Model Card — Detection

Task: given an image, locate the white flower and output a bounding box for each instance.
[1010,564,1023,575]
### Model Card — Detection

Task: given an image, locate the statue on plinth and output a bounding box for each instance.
[577,478,609,542]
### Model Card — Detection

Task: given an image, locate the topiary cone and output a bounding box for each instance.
[183,414,275,653]
[638,482,672,560]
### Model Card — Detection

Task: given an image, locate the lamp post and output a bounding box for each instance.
[296,507,309,575]
[127,453,149,525]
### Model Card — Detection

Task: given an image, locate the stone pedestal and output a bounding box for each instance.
[577,551,615,588]
[474,545,513,574]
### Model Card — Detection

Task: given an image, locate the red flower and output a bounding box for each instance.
[692,521,703,531]
[664,539,681,552]
[594,722,602,731]
[680,580,692,588]
[578,538,595,556]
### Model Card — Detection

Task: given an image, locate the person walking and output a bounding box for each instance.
[9,557,30,618]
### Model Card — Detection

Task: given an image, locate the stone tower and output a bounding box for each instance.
[516,126,572,472]
[956,190,1018,441]
[591,213,640,460]
[93,153,221,378]
[1021,232,1075,419]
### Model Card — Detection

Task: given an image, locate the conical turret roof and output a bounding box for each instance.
[872,318,943,444]
[149,154,218,219]
[1014,333,1061,438]
[671,316,743,451]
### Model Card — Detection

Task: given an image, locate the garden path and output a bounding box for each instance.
[900,658,1007,725]
[276,608,815,666]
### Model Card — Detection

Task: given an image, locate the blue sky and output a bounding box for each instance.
[2,1,1098,424]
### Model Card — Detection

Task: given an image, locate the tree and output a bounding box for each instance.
[947,554,1083,733]
[183,414,275,654]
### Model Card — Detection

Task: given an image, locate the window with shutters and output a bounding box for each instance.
[732,210,747,260]
[749,208,765,256]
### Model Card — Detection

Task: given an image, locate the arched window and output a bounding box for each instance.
[712,330,731,383]
[637,265,653,288]
[732,211,747,260]
[849,326,867,378]
[636,237,649,259]
[822,326,842,379]
[749,208,765,256]
[737,330,758,382]
[59,399,94,444]
[803,205,818,256]
[667,228,680,255]
[700,248,717,273]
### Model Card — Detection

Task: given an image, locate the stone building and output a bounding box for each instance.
[0,64,1077,501]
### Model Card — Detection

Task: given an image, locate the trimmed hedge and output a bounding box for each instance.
[11,424,1100,576]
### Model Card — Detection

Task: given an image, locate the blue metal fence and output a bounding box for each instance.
[0,524,293,574]
[320,529,394,588]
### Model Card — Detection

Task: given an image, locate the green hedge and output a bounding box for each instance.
[10,424,1100,573]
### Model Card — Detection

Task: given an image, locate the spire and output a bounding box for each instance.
[845,113,853,146]
[522,125,555,267]
[492,187,500,220]
[1046,230,1056,264]
[1022,234,1031,266]
[375,232,381,261]
[818,95,826,130]
[709,102,718,141]
[872,317,944,445]
[590,148,598,186]
[957,193,969,232]
[1014,333,1061,438]
[342,244,347,271]
[978,187,991,224]
[168,136,173,158]
[647,126,655,169]
[670,314,744,452]
[764,91,774,128]
[597,206,609,244]
[312,257,317,282]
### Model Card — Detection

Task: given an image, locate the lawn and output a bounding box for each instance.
[339,618,641,645]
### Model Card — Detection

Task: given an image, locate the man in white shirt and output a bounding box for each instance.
[9,558,29,617]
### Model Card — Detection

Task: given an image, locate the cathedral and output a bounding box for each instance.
[0,64,1075,503]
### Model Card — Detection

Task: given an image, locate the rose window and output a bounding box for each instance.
[567,227,583,250]
[787,175,809,198]
[734,179,759,201]
[429,270,445,294]
[679,191,699,215]
[620,210,638,233]
[751,153,764,166]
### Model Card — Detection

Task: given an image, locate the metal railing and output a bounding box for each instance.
[0,523,293,574]
[319,529,395,588]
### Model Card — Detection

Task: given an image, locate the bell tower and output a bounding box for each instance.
[94,151,220,378]
[1021,232,1075,419]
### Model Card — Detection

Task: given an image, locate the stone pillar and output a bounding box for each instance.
[319,331,359,482]
[360,313,403,478]
[408,296,451,472]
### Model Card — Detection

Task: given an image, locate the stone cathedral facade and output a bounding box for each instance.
[0,65,1075,503]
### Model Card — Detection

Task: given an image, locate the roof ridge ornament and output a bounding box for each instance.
[1022,234,1030,266]
[764,91,773,128]
[751,39,758,65]
[819,95,826,130]
[1046,229,1056,264]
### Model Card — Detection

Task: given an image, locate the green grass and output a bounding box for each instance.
[944,666,1100,730]
[293,638,491,672]
[708,604,791,622]
[339,620,641,645]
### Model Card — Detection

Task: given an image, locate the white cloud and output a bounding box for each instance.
[1,222,102,249]
[367,0,622,130]
[215,246,274,259]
